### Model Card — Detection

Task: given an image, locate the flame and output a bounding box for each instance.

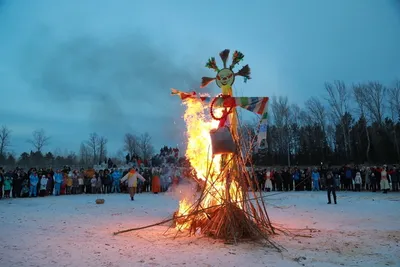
[175,98,243,231]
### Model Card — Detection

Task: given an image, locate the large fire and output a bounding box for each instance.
[176,98,243,231]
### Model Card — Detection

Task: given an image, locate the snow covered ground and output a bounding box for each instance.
[0,191,399,267]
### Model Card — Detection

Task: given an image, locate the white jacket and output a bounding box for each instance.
[121,171,145,187]
[354,174,362,184]
[40,177,48,190]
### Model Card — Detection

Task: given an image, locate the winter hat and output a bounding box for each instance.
[42,175,46,178]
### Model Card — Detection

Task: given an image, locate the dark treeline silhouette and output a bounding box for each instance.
[253,80,400,166]
[2,80,400,168]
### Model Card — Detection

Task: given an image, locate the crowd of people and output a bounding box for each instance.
[253,164,399,204]
[0,164,185,200]
[1,162,398,202]
[0,146,187,201]
[254,165,398,192]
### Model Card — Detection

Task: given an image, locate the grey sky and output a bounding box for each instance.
[0,0,399,156]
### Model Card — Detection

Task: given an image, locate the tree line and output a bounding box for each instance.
[0,127,156,168]
[253,80,400,166]
[1,79,400,168]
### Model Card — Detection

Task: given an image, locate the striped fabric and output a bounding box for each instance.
[171,89,268,116]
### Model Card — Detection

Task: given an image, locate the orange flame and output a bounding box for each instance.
[176,98,243,230]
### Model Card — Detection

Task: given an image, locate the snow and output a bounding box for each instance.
[0,191,399,267]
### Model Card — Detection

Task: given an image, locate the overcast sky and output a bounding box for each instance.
[1,0,400,156]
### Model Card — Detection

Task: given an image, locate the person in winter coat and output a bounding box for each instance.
[380,166,390,194]
[311,169,320,191]
[39,175,48,197]
[11,170,21,198]
[78,174,84,194]
[0,169,4,199]
[91,175,97,194]
[3,175,12,198]
[274,170,283,191]
[53,170,63,196]
[72,171,79,194]
[102,169,112,194]
[256,170,265,191]
[364,167,371,191]
[152,169,161,194]
[370,172,377,192]
[46,173,53,195]
[354,172,362,192]
[305,168,312,191]
[29,171,39,197]
[326,171,337,204]
[20,178,29,197]
[96,174,102,194]
[111,169,121,193]
[61,173,67,195]
[344,167,353,191]
[66,173,73,195]
[120,168,146,201]
[264,169,273,192]
[391,166,399,192]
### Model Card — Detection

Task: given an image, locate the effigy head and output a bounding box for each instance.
[216,68,235,88]
[200,49,251,89]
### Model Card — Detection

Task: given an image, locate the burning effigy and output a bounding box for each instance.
[170,49,274,244]
[114,49,277,247]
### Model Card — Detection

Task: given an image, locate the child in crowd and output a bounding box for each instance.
[3,175,12,198]
[91,175,97,194]
[78,174,84,194]
[40,175,48,197]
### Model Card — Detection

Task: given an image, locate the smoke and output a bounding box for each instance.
[166,180,198,202]
[19,29,214,145]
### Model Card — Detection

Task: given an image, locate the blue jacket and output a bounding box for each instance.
[54,173,63,184]
[112,171,121,182]
[293,171,300,181]
[311,171,320,181]
[29,174,39,186]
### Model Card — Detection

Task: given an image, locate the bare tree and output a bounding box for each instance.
[123,133,140,158]
[271,96,292,165]
[27,129,50,152]
[289,103,302,156]
[138,132,154,160]
[0,125,12,156]
[305,97,326,132]
[238,122,257,154]
[325,80,351,159]
[387,80,400,160]
[362,81,386,125]
[353,83,371,162]
[97,136,108,164]
[305,97,327,157]
[79,142,92,166]
[86,132,99,164]
[388,80,400,120]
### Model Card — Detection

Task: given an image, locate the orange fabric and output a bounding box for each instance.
[152,176,161,193]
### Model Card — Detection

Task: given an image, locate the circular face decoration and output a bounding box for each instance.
[216,68,235,88]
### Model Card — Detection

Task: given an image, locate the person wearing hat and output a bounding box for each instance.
[120,168,146,201]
